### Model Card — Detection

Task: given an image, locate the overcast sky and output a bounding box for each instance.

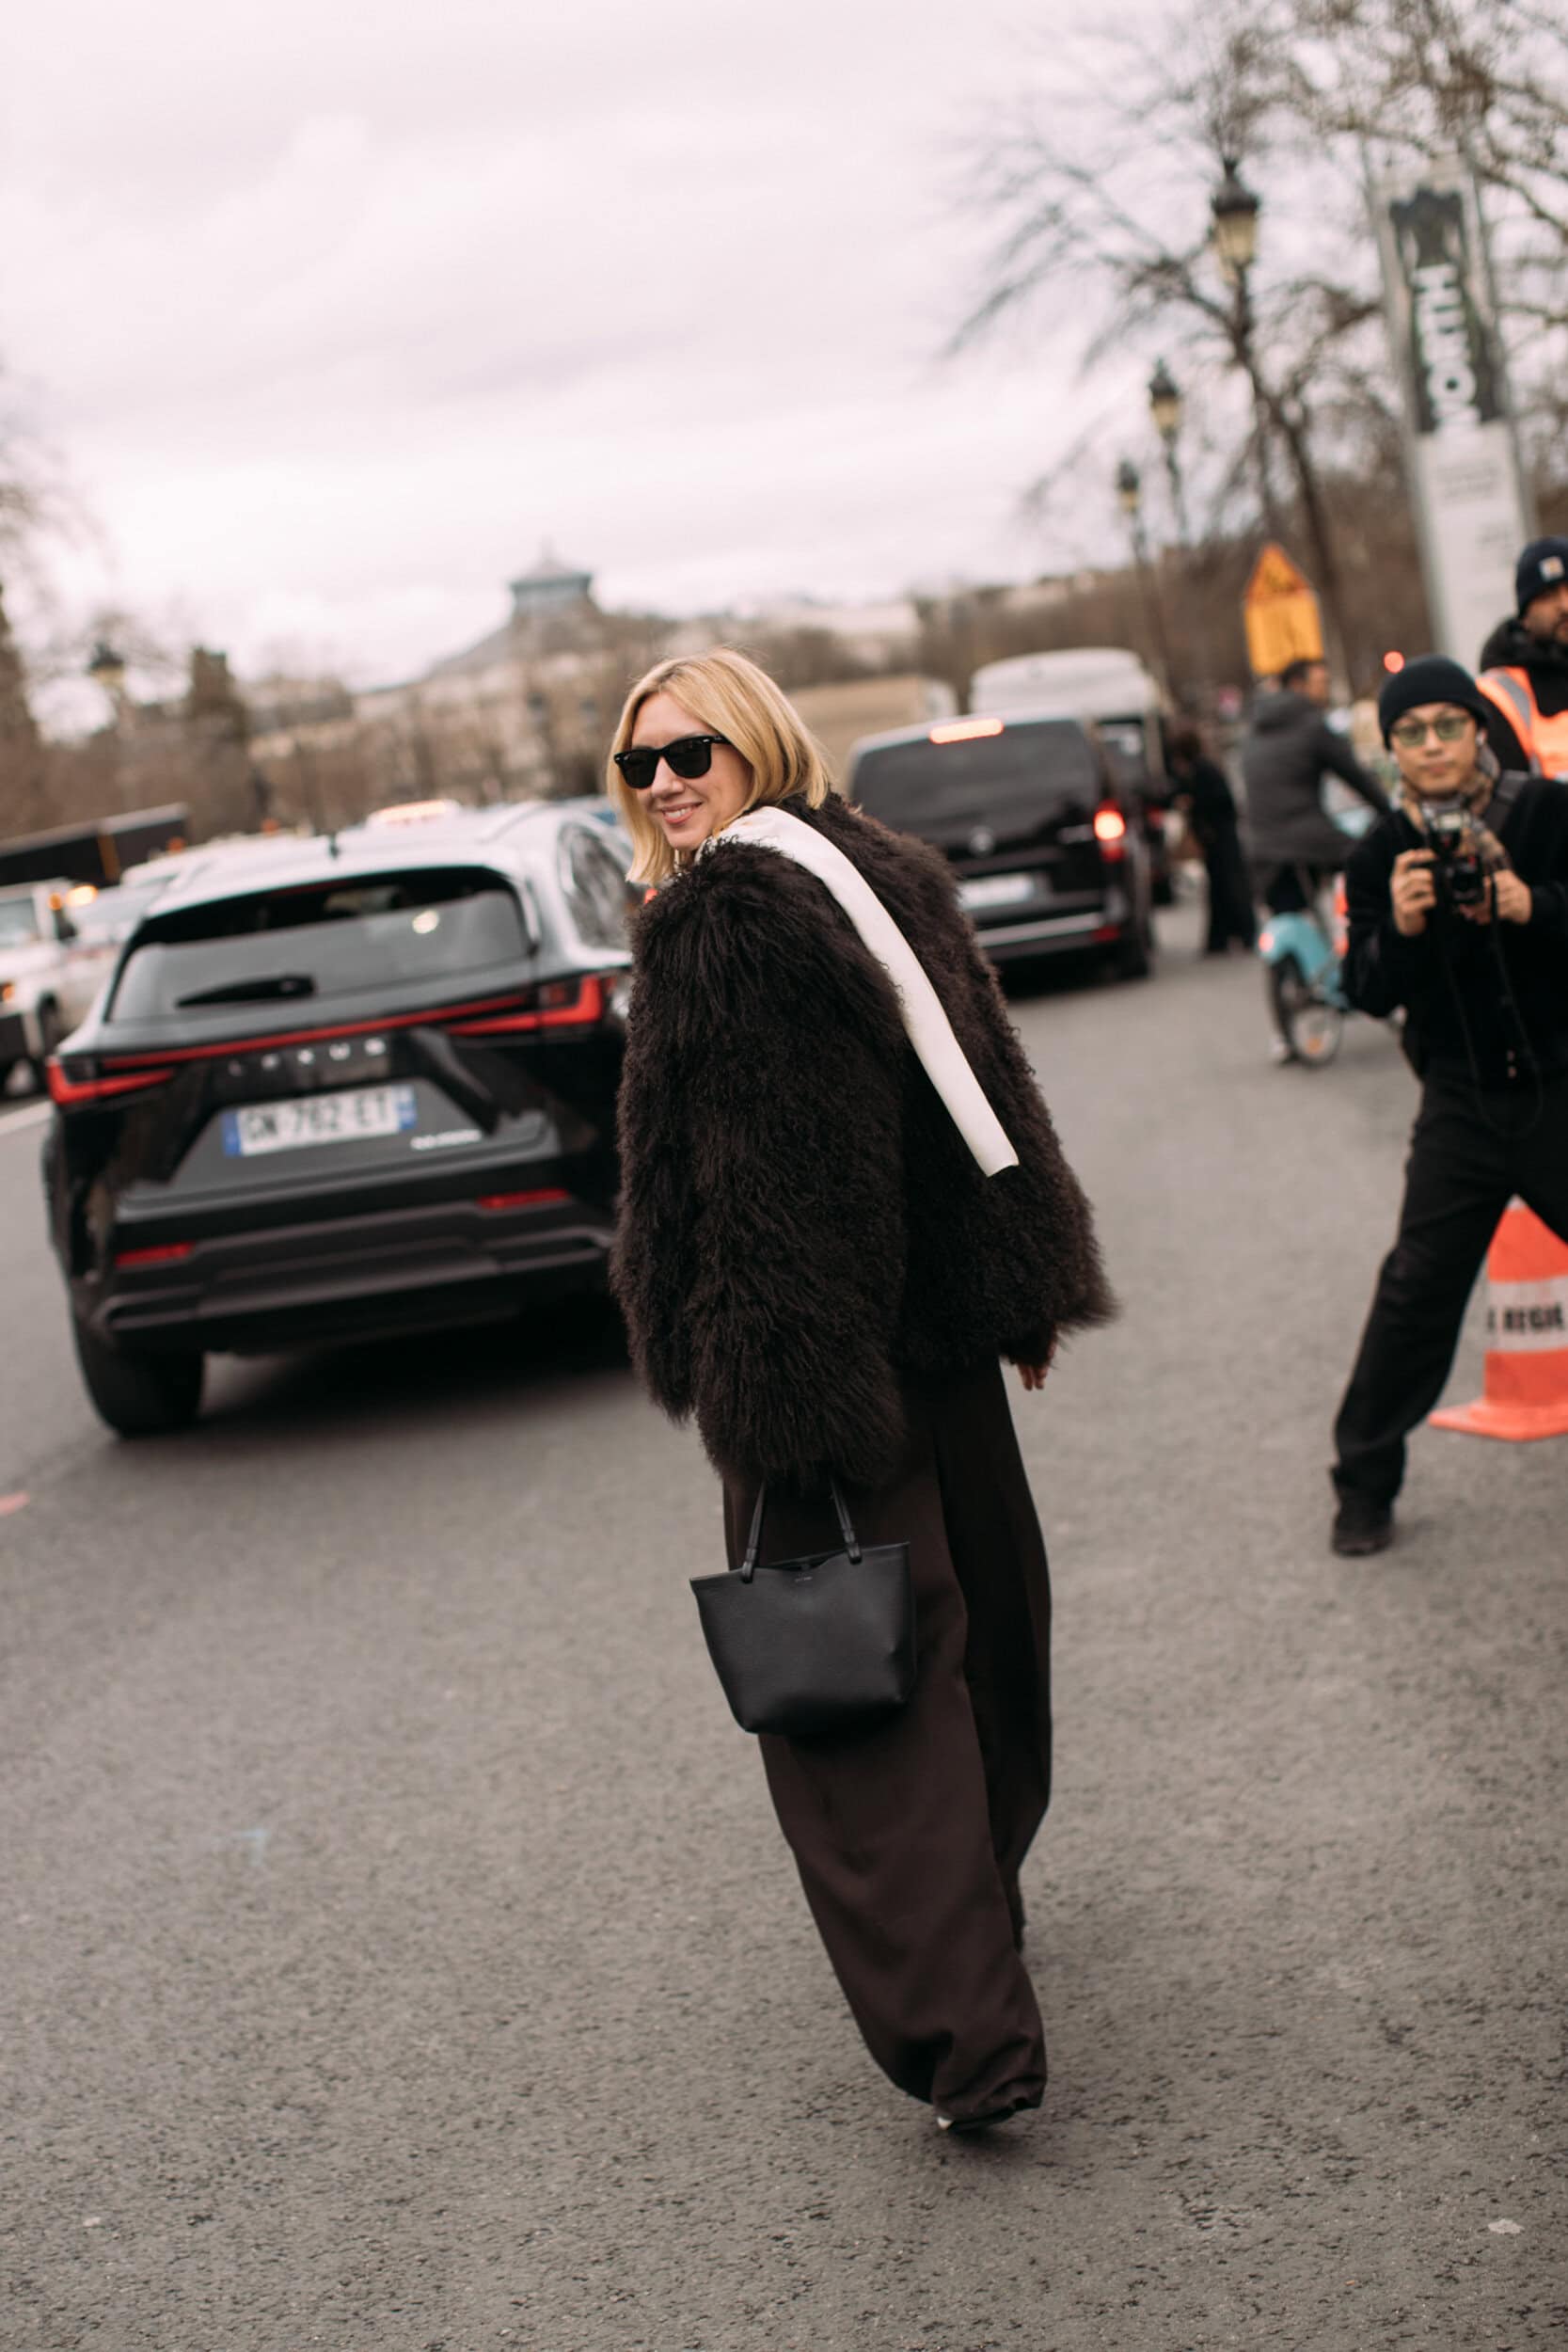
[5,1,1151,688]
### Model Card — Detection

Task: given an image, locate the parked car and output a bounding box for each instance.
[970,648,1176,903]
[845,711,1157,978]
[0,880,119,1093]
[43,803,633,1434]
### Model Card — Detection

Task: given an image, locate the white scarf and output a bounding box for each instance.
[706,805,1019,1178]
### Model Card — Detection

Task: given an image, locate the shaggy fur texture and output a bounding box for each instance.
[611,792,1117,1489]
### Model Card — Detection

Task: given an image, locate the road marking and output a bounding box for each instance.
[0,1493,29,1518]
[0,1101,52,1138]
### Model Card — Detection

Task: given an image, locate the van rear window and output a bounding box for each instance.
[109,866,531,1023]
[853,720,1099,843]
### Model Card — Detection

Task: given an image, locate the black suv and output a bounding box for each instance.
[44,803,634,1434]
[847,713,1156,978]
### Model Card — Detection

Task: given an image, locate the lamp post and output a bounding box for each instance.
[87,641,130,819]
[1147,359,1191,550]
[87,640,127,722]
[1116,460,1175,692]
[1210,157,1281,542]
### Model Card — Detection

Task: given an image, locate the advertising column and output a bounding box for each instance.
[1370,156,1533,666]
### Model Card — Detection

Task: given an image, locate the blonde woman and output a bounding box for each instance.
[610,647,1114,2132]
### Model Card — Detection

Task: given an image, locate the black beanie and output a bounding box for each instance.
[1378,655,1491,744]
[1516,536,1568,614]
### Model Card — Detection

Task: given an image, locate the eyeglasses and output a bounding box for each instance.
[1389,713,1473,748]
[612,735,729,792]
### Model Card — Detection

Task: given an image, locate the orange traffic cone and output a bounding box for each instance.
[1430,1200,1568,1441]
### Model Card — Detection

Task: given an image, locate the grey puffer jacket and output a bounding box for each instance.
[1240,690,1391,870]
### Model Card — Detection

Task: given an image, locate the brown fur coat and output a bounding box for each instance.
[611,792,1115,1489]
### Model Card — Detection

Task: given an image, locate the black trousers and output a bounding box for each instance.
[1262,862,1331,916]
[1334,1071,1568,1503]
[1201,823,1256,951]
[721,1359,1051,2122]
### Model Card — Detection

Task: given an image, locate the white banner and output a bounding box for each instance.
[1370,158,1531,669]
[1485,1277,1568,1354]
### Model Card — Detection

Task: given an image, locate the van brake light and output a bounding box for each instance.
[1093,806,1128,857]
[928,717,1005,744]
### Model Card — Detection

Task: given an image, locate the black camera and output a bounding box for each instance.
[1426,804,1488,912]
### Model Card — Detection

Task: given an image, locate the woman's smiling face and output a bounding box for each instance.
[630,691,753,854]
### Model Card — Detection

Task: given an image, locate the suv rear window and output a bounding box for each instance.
[853,720,1101,843]
[109,866,531,1023]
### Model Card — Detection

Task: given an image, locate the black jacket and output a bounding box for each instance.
[1174,754,1240,849]
[611,793,1116,1490]
[1476,616,1568,771]
[1240,690,1391,869]
[1340,776,1568,1088]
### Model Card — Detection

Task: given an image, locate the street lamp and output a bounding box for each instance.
[1148,359,1181,444]
[1147,359,1192,551]
[1209,156,1280,542]
[1116,458,1142,520]
[87,640,127,715]
[1210,156,1260,283]
[1114,460,1175,691]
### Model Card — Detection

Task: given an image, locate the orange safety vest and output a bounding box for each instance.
[1477,667,1568,778]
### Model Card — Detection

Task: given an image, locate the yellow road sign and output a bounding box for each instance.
[1243,542,1324,677]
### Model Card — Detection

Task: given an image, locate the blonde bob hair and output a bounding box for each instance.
[606,646,832,885]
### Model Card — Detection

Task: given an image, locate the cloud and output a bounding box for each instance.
[4,0,1095,681]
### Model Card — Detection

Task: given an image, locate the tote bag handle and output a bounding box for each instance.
[741,1478,863,1579]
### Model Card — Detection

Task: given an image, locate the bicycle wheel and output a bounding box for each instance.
[1268,954,1344,1067]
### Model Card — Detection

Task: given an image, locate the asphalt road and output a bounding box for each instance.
[4,905,1564,2352]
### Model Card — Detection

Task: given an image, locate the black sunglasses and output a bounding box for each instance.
[612,734,729,792]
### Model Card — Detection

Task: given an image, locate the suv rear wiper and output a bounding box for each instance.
[175,973,317,1008]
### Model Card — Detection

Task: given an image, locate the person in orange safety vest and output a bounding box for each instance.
[1477,536,1568,778]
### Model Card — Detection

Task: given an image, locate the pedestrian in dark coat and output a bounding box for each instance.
[1330,654,1568,1558]
[1241,656,1391,911]
[608,648,1115,2132]
[1167,722,1255,953]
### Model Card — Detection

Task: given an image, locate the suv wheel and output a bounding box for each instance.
[1114,907,1156,982]
[72,1318,205,1436]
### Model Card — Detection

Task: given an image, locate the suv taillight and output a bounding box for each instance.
[448,973,619,1038]
[1093,805,1128,860]
[47,1059,175,1109]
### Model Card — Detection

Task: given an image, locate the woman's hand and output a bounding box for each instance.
[1016,1337,1058,1392]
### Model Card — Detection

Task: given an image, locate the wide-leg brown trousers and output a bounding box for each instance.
[721,1358,1052,2122]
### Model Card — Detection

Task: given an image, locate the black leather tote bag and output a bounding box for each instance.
[691,1479,916,1739]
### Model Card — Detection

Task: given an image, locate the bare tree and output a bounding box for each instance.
[0,581,49,835]
[951,2,1393,680]
[1282,0,1568,486]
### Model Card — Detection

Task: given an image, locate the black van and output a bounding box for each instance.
[846,712,1157,977]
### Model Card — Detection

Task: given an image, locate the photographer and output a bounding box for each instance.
[1330,655,1568,1557]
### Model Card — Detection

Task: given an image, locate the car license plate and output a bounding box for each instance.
[959,873,1037,913]
[222,1084,419,1157]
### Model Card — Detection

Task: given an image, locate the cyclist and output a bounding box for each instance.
[1242,657,1392,914]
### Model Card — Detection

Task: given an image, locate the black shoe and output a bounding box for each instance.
[936,2088,1040,2135]
[1332,1492,1394,1557]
